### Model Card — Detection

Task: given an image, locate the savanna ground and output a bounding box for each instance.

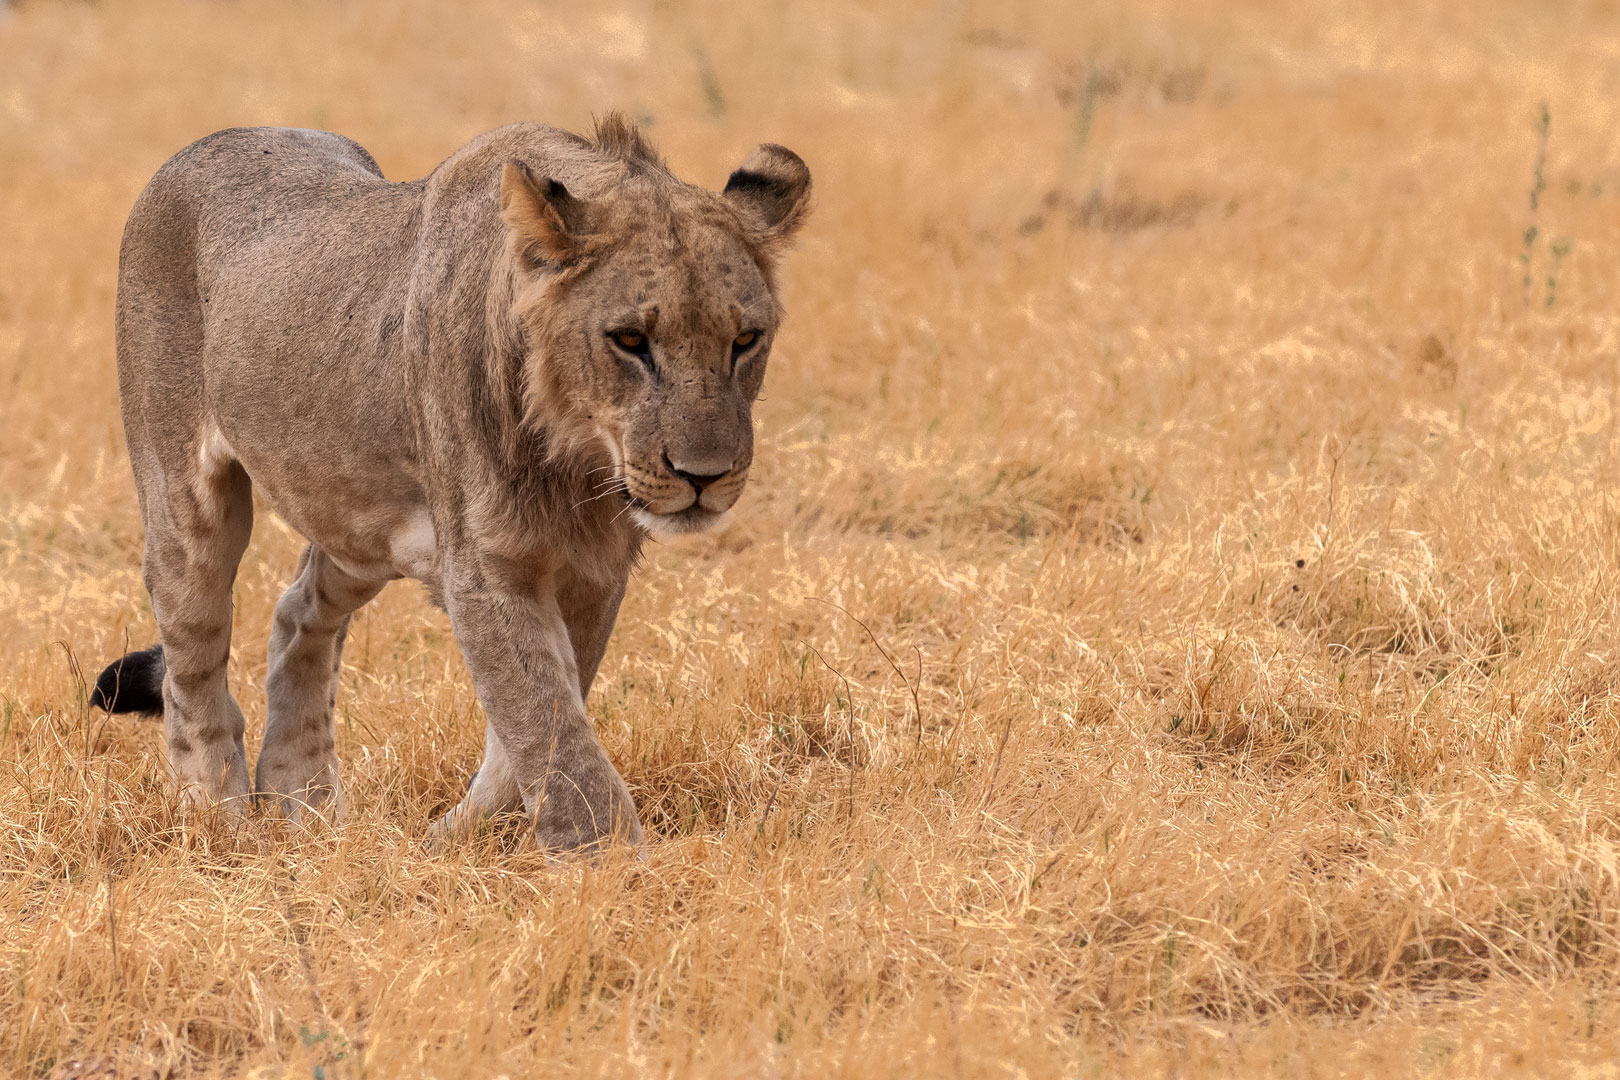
[6,0,1620,1076]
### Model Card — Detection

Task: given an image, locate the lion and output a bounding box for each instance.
[88,116,811,852]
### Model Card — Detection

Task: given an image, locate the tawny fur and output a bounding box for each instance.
[98,116,810,851]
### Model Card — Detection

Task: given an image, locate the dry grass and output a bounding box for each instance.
[6,0,1620,1075]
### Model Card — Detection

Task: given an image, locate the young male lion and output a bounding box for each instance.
[89,116,810,852]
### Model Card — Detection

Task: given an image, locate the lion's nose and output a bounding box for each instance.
[663,450,731,494]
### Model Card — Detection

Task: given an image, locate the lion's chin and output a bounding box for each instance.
[631,504,730,537]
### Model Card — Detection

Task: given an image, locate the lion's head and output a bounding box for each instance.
[499,116,810,536]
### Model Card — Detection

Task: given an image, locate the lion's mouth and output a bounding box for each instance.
[629,501,728,537]
[614,462,739,536]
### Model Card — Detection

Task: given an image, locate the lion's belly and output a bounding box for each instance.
[267,484,432,582]
[216,421,435,585]
[385,508,438,580]
[263,486,436,585]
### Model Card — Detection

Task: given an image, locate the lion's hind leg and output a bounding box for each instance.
[256,545,385,823]
[139,449,256,812]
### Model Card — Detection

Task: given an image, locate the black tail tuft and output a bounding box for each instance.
[90,644,167,715]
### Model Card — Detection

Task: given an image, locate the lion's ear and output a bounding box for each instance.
[723,144,811,250]
[501,160,589,266]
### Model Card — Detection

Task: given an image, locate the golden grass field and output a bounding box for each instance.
[8,0,1620,1075]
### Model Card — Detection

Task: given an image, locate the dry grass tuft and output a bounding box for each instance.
[8,0,1620,1075]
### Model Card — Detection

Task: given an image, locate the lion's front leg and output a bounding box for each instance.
[428,719,523,841]
[437,562,644,853]
[557,566,629,699]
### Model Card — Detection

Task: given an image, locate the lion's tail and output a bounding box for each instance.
[90,644,167,715]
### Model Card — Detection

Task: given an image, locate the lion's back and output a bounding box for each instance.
[123,128,404,263]
[180,125,385,179]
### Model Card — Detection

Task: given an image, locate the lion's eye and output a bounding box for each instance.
[610,329,648,354]
[732,330,759,352]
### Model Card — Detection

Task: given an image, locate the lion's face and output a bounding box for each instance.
[501,137,810,536]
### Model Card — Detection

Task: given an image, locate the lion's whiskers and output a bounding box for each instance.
[572,472,630,512]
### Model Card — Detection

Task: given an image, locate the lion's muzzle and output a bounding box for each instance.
[624,450,748,535]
